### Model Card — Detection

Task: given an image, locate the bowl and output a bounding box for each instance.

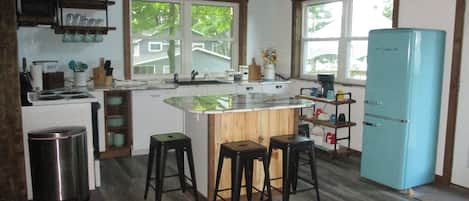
[113,133,125,147]
[107,96,123,106]
[107,115,125,127]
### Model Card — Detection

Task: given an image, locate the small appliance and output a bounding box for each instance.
[317,74,334,98]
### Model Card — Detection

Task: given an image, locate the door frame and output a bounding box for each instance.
[438,0,466,186]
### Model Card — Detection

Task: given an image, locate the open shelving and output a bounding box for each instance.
[100,90,133,159]
[297,88,357,157]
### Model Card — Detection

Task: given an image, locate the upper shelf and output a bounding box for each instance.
[54,26,116,34]
[60,0,115,10]
[296,95,356,105]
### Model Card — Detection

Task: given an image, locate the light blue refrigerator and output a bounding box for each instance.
[361,28,446,190]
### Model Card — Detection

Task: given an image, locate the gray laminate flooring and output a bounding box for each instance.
[90,153,469,201]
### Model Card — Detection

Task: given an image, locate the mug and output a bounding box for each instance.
[326,90,335,100]
[113,133,125,147]
[338,113,346,123]
[329,114,337,123]
[337,89,345,101]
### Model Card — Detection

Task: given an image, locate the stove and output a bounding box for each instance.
[28,89,97,106]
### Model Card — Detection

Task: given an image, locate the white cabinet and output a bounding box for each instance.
[89,91,106,152]
[132,89,183,155]
[262,83,289,94]
[236,84,263,94]
[177,85,236,96]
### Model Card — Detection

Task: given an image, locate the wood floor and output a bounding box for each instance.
[90,153,469,201]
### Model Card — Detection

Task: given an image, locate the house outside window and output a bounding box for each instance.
[131,0,238,79]
[301,0,393,83]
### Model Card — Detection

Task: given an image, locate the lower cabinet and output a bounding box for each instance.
[131,89,183,155]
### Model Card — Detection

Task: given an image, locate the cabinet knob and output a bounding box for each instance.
[246,87,253,90]
[275,85,282,89]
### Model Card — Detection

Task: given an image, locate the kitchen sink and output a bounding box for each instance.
[175,80,230,85]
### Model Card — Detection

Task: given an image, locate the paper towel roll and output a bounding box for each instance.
[31,64,43,91]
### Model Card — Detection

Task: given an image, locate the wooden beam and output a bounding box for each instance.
[123,0,131,80]
[290,0,303,78]
[0,0,27,199]
[440,0,466,185]
[238,0,248,65]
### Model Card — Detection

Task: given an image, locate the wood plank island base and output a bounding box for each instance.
[164,93,314,200]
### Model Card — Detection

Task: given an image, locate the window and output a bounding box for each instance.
[300,0,394,83]
[131,0,238,78]
[148,42,163,52]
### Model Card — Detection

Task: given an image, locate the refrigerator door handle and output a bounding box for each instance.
[365,113,409,123]
[363,121,382,127]
[364,100,383,105]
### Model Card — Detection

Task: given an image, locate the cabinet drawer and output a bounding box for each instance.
[236,85,263,94]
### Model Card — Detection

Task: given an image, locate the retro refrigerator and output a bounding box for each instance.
[361,28,446,190]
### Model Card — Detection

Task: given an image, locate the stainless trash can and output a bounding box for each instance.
[29,127,89,201]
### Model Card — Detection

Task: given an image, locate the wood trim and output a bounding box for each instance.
[0,0,27,199]
[122,0,247,79]
[238,0,248,65]
[440,0,466,186]
[392,0,399,28]
[207,114,215,200]
[291,0,303,78]
[123,0,131,80]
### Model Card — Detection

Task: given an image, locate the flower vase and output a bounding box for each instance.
[264,64,275,80]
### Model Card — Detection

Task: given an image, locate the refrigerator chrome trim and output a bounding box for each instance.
[365,113,409,123]
[364,100,383,105]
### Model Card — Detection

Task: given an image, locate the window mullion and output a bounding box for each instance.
[337,0,350,83]
[181,1,192,76]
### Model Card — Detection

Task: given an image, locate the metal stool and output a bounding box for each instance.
[213,140,272,201]
[263,135,320,201]
[144,133,199,201]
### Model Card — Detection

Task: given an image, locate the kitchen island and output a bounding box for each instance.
[164,93,314,199]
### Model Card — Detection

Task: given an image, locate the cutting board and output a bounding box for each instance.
[93,58,106,86]
[248,58,261,80]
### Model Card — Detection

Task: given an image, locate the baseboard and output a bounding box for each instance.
[434,174,449,185]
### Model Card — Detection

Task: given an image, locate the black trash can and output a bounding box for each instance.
[28,127,89,201]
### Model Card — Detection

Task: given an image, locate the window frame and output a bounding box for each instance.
[295,0,398,85]
[127,0,241,80]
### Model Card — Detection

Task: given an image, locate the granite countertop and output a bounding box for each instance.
[164,93,314,114]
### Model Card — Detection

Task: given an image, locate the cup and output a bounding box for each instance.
[326,90,335,100]
[338,113,346,123]
[63,32,74,42]
[113,133,125,147]
[337,89,345,101]
[108,132,114,146]
[329,114,337,123]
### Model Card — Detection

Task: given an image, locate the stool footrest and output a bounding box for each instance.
[214,185,270,201]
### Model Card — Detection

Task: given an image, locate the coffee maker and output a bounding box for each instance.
[317,74,334,97]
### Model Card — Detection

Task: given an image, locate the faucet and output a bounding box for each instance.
[191,70,199,81]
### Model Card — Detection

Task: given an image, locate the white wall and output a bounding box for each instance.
[246,0,292,77]
[17,1,124,79]
[247,0,457,176]
[399,0,457,176]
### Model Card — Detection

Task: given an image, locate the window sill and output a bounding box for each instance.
[294,78,366,88]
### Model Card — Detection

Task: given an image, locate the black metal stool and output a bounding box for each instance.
[144,133,199,201]
[262,135,320,201]
[213,140,272,201]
